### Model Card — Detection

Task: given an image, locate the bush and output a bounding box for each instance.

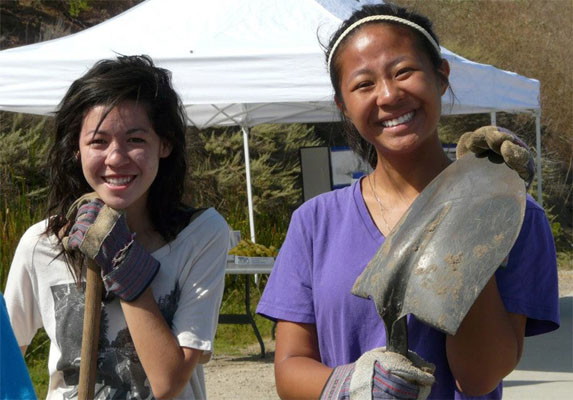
[0,113,51,200]
[185,124,324,244]
[0,114,50,289]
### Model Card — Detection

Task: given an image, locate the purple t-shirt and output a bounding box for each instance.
[256,179,559,399]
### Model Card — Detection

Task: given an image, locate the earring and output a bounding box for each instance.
[74,151,80,161]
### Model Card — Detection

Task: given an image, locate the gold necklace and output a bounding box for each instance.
[368,173,392,234]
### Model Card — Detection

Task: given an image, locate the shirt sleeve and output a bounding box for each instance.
[4,225,44,347]
[256,206,316,323]
[0,293,36,400]
[172,211,229,356]
[495,196,560,336]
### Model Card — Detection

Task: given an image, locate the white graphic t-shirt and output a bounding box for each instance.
[5,208,229,400]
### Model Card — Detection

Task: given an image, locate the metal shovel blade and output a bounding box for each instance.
[352,152,526,354]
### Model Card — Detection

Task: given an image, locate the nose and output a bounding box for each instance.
[375,79,402,107]
[105,141,130,167]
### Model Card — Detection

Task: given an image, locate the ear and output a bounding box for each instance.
[160,139,172,158]
[335,95,346,116]
[438,59,451,95]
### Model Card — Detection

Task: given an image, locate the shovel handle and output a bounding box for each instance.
[78,259,103,400]
[386,316,408,357]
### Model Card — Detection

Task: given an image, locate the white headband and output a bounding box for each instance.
[327,15,442,72]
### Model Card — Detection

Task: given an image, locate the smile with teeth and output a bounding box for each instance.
[104,176,134,186]
[381,111,416,128]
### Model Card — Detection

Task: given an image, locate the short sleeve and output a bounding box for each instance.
[4,225,45,347]
[172,211,229,355]
[496,196,560,336]
[256,207,316,323]
[0,293,36,399]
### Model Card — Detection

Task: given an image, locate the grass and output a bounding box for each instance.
[0,191,45,289]
[0,191,48,398]
[24,328,50,399]
[213,206,284,356]
[214,275,275,356]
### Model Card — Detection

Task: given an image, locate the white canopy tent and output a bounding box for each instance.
[0,0,542,240]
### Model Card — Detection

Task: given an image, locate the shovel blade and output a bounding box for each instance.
[352,152,526,336]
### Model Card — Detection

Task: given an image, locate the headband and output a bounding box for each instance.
[327,15,442,72]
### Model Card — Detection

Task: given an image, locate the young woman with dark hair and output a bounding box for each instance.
[257,3,558,399]
[5,55,229,399]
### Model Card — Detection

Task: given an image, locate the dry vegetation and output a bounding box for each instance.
[396,0,572,154]
[394,0,572,251]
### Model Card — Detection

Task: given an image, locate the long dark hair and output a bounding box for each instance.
[46,55,191,275]
[325,3,449,168]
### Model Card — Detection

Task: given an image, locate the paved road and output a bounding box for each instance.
[503,296,573,399]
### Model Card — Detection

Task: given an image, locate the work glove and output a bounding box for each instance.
[64,193,160,302]
[320,347,435,400]
[456,126,535,188]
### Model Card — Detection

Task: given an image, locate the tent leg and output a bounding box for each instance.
[242,126,256,243]
[490,112,496,126]
[535,111,542,207]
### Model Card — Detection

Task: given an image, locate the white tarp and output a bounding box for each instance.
[0,0,540,127]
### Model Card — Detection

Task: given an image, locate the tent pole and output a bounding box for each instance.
[242,126,256,242]
[490,112,496,126]
[535,110,542,207]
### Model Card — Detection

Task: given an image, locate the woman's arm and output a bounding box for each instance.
[121,287,201,400]
[274,320,333,400]
[446,276,526,396]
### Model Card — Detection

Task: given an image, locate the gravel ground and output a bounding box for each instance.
[205,271,573,399]
[205,339,278,400]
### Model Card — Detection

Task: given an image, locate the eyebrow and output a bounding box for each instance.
[85,127,149,136]
[347,68,371,80]
[346,56,413,80]
[125,127,149,135]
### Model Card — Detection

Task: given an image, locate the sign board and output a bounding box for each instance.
[330,146,371,189]
[300,144,457,201]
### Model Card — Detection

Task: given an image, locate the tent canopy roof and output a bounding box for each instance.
[0,0,540,128]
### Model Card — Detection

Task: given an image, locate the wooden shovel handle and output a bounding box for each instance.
[78,259,103,400]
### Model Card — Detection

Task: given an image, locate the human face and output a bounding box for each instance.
[335,23,449,156]
[78,101,172,214]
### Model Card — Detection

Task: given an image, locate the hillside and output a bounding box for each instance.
[0,0,143,48]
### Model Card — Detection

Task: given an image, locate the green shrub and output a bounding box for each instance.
[187,124,323,213]
[68,0,91,17]
[0,113,51,200]
[186,123,324,244]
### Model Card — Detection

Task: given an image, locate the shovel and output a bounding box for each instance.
[63,193,103,400]
[78,259,103,400]
[352,152,526,356]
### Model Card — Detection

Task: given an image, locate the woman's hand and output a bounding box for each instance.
[321,347,435,400]
[66,195,159,301]
[456,126,535,187]
[446,276,526,396]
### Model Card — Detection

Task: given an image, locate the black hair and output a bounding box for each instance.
[46,55,192,278]
[325,3,449,167]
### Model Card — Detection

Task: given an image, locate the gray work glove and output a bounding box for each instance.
[321,347,435,400]
[63,192,160,302]
[456,126,535,187]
